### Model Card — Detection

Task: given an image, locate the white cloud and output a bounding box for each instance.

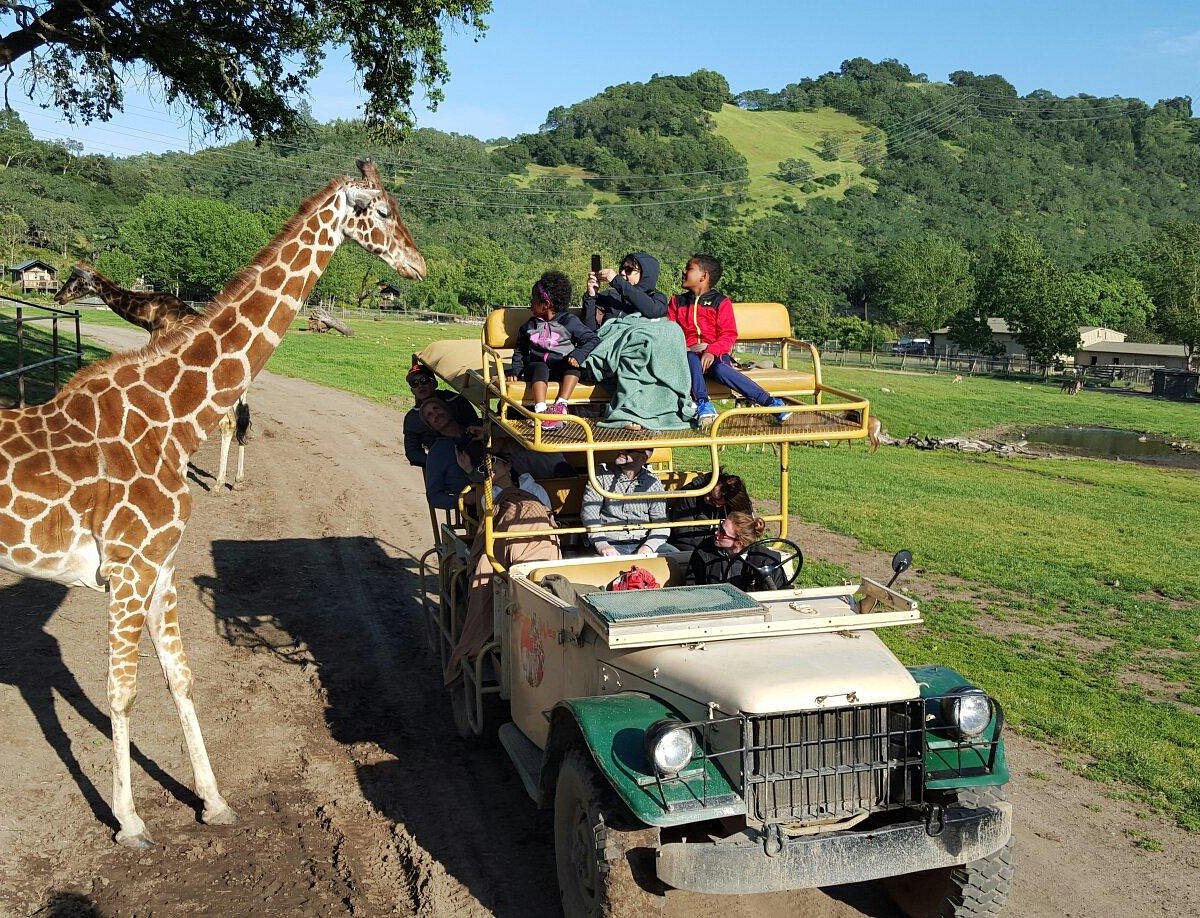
[1149,27,1200,57]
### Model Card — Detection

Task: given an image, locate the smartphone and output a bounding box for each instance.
[590,254,602,273]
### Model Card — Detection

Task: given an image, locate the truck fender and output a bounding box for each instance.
[909,665,1010,789]
[539,693,743,828]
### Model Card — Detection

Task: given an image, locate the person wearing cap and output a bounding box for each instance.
[403,355,479,468]
[580,448,672,557]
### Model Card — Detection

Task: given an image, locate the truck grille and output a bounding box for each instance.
[743,700,924,825]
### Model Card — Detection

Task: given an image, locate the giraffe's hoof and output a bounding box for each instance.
[115,829,156,849]
[230,479,245,492]
[203,803,239,826]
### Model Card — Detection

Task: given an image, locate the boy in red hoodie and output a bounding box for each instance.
[667,254,789,427]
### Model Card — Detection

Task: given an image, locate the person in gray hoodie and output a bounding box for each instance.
[582,252,669,329]
[508,271,599,430]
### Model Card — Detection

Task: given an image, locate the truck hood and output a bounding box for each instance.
[608,630,919,714]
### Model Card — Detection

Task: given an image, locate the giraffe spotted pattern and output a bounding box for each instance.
[0,159,425,847]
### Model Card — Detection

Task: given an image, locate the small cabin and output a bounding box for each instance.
[377,281,405,309]
[8,259,58,294]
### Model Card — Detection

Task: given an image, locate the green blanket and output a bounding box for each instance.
[583,316,696,430]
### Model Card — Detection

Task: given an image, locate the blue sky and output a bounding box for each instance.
[12,0,1200,155]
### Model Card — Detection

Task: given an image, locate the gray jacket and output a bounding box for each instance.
[581,464,668,552]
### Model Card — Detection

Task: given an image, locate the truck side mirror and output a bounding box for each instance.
[887,550,913,587]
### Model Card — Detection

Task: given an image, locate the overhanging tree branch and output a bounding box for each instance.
[0,0,491,139]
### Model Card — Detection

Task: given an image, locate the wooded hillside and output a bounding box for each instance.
[2,58,1198,357]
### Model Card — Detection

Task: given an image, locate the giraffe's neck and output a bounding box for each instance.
[140,179,347,445]
[96,276,155,332]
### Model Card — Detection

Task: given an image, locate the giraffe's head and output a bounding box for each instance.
[342,159,426,281]
[53,262,99,306]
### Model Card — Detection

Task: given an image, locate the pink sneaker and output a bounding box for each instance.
[541,402,567,431]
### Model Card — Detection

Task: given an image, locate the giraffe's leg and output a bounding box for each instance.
[145,566,237,827]
[215,411,233,492]
[231,396,249,491]
[232,440,246,490]
[106,568,153,848]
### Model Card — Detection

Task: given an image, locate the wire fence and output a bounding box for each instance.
[737,342,1166,391]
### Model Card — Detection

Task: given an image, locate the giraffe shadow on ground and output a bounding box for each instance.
[201,535,561,916]
[0,579,202,834]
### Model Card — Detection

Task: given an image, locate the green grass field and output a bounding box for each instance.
[707,364,1200,832]
[711,104,877,217]
[16,311,1200,833]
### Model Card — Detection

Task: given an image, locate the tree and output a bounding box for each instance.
[947,308,1000,355]
[0,0,491,140]
[869,235,975,334]
[1062,270,1152,333]
[1142,222,1200,360]
[0,211,27,266]
[118,194,269,294]
[976,230,1082,365]
[92,250,139,287]
[778,158,815,184]
[817,133,843,161]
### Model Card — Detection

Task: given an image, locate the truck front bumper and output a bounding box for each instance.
[656,802,1012,894]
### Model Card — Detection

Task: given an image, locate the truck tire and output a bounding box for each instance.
[883,785,1014,918]
[554,749,664,918]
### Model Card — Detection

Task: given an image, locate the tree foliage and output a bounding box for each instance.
[869,235,975,333]
[0,0,491,139]
[976,230,1082,364]
[118,194,269,294]
[778,158,815,184]
[1142,222,1200,358]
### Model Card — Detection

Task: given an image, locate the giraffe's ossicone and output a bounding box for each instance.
[0,159,425,847]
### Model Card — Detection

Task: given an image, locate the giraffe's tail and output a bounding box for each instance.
[235,400,252,446]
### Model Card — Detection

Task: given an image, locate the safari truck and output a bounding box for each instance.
[418,304,1013,917]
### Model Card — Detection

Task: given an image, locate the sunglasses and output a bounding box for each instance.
[714,525,737,540]
[619,265,638,275]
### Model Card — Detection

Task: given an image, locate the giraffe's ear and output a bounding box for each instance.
[357,158,382,187]
[345,183,375,215]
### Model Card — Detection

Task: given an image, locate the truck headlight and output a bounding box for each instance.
[644,719,697,776]
[942,687,992,739]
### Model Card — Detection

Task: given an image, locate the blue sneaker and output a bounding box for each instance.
[696,398,718,429]
[768,397,792,425]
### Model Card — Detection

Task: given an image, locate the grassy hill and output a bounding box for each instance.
[711,104,878,217]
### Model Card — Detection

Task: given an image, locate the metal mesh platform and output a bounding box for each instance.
[582,583,764,626]
[495,407,863,452]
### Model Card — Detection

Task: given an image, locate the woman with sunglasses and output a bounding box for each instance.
[685,511,786,593]
[579,253,696,430]
[669,470,753,551]
[582,252,669,330]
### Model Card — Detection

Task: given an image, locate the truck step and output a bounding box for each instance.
[498,723,544,803]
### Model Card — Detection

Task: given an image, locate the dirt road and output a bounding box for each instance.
[1,325,1195,917]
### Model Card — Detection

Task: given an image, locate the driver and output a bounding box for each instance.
[685,512,789,592]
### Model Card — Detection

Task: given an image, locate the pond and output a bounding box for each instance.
[1019,426,1200,469]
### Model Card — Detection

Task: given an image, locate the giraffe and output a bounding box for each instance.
[55,264,253,493]
[0,159,425,847]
